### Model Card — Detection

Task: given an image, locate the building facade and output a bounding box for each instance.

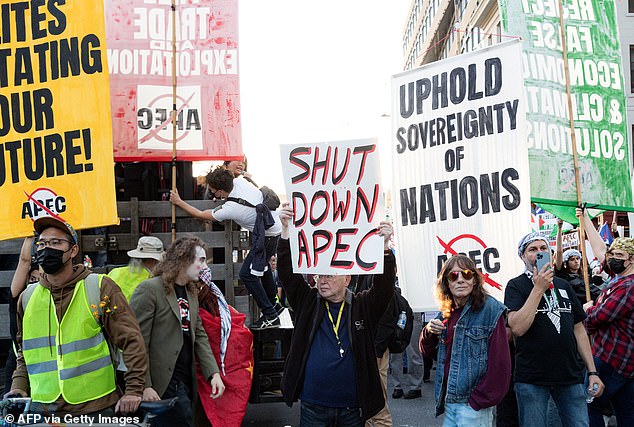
[615,0,634,165]
[402,0,634,191]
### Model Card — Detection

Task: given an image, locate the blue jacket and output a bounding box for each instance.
[250,204,274,275]
[433,295,506,416]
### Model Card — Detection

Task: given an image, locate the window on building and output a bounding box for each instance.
[629,0,634,13]
[631,45,634,93]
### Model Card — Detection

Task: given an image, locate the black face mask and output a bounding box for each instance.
[607,257,628,275]
[35,247,69,274]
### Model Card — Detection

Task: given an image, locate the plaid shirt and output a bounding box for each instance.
[584,274,634,378]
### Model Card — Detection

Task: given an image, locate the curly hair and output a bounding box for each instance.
[434,255,487,319]
[206,167,234,193]
[153,235,206,294]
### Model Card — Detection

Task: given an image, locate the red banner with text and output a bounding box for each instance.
[105,0,242,161]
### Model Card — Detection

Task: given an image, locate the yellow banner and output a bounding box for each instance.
[0,0,118,240]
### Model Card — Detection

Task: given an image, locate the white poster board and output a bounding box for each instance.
[280,139,385,274]
[391,40,531,311]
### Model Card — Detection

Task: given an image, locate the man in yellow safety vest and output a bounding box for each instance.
[108,236,165,301]
[5,216,148,417]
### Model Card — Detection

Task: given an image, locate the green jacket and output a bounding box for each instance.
[129,276,219,398]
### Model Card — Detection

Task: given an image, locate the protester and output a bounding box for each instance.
[271,255,287,308]
[130,236,224,427]
[204,160,247,200]
[7,217,146,416]
[223,160,246,178]
[554,218,598,303]
[395,315,424,399]
[348,272,397,427]
[195,266,254,427]
[390,304,426,401]
[3,237,39,396]
[583,237,634,427]
[277,203,395,425]
[576,208,608,266]
[170,168,283,329]
[421,255,510,425]
[505,232,604,427]
[108,236,165,301]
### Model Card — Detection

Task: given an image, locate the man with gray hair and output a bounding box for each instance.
[108,236,165,301]
[504,232,604,427]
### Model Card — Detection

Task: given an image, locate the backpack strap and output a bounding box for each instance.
[21,283,39,313]
[84,273,102,324]
[85,273,123,369]
[226,196,256,208]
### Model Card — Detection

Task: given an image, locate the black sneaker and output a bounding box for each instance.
[273,302,285,315]
[251,315,280,330]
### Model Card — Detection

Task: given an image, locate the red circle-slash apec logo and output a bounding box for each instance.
[436,233,502,290]
[21,187,67,222]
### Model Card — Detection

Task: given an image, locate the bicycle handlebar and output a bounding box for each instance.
[1,396,178,426]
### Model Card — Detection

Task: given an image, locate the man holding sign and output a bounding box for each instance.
[276,203,394,425]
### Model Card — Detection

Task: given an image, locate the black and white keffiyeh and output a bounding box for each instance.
[199,266,232,375]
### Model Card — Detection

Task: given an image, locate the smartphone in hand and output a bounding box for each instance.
[535,251,552,272]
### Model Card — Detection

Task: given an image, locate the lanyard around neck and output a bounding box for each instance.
[325,301,345,357]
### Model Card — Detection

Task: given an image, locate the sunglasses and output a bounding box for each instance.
[447,270,475,282]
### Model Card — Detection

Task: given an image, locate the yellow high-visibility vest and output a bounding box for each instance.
[22,275,116,404]
[108,266,151,301]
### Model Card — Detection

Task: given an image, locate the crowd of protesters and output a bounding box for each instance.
[2,160,633,427]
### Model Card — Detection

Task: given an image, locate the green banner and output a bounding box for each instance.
[498,0,633,221]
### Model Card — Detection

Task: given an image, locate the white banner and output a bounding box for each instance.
[391,40,531,311]
[280,139,385,275]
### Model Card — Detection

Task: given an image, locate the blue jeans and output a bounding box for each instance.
[443,403,493,426]
[587,357,634,427]
[514,382,588,427]
[300,401,362,427]
[240,235,279,318]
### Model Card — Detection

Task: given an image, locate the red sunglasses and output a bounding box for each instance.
[447,270,475,282]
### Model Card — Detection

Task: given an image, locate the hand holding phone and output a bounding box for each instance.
[534,250,554,292]
[535,251,551,273]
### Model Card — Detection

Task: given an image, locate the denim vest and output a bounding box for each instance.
[433,295,506,416]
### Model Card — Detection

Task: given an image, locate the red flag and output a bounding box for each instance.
[197,307,254,427]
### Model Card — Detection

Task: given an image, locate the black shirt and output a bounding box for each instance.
[554,266,598,304]
[172,284,193,392]
[504,274,586,386]
[10,295,19,342]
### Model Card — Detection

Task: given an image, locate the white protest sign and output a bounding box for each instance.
[280,140,385,274]
[391,40,531,311]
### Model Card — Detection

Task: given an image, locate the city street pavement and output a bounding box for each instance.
[242,376,443,426]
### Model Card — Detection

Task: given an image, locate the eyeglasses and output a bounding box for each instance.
[315,274,337,281]
[35,238,73,250]
[447,270,475,282]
